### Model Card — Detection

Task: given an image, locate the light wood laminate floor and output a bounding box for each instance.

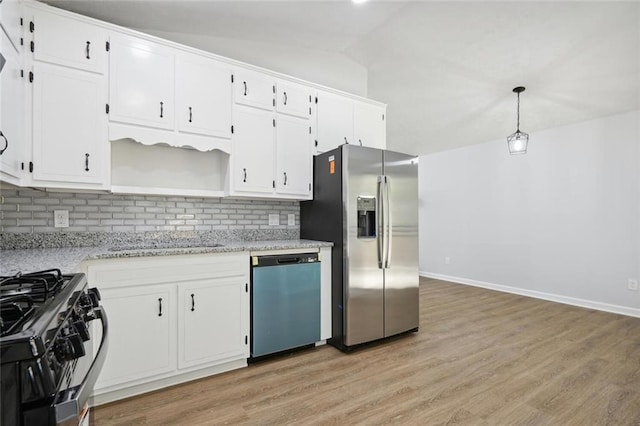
[93,278,640,425]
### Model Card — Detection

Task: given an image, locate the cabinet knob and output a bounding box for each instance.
[85,41,91,60]
[0,131,8,156]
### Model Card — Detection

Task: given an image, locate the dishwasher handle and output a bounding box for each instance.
[253,253,319,267]
[277,256,304,264]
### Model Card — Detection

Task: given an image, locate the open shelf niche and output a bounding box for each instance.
[110,139,229,197]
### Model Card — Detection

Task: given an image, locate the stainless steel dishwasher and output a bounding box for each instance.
[250,252,321,359]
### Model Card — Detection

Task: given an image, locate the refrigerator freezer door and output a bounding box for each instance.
[383,150,419,337]
[344,145,385,346]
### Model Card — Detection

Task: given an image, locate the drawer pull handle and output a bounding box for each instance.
[283,172,287,186]
[188,106,192,123]
[191,293,195,312]
[243,168,247,183]
[0,131,8,155]
[243,81,247,96]
[158,297,163,317]
[85,41,91,59]
[283,91,287,105]
[84,153,90,171]
[160,101,164,118]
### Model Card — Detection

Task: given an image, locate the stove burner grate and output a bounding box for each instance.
[0,269,66,337]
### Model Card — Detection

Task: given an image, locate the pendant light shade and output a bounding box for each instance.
[507,86,529,155]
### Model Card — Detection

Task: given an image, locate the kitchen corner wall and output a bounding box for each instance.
[0,188,299,234]
[419,110,640,314]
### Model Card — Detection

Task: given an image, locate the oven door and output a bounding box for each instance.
[54,306,108,426]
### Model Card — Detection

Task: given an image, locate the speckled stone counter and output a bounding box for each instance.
[0,239,332,276]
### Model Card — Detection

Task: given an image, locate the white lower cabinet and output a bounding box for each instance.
[97,284,176,388]
[86,252,250,405]
[178,276,248,369]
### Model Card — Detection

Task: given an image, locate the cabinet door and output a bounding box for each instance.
[315,90,353,153]
[95,284,176,390]
[176,53,231,139]
[276,80,312,119]
[276,114,312,197]
[109,35,174,130]
[31,62,107,187]
[30,7,106,74]
[0,29,25,183]
[179,276,248,369]
[354,101,386,149]
[231,105,274,194]
[233,68,274,111]
[0,0,23,51]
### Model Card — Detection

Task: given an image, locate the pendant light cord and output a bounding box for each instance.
[516,92,520,132]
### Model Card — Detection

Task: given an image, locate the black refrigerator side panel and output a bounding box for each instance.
[300,147,344,348]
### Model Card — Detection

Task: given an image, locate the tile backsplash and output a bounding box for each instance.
[0,187,299,234]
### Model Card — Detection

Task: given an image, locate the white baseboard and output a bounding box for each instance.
[420,271,640,318]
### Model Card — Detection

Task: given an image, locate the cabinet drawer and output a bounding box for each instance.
[233,69,275,111]
[30,7,106,73]
[88,253,248,289]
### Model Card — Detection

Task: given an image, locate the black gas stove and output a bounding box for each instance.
[0,269,108,426]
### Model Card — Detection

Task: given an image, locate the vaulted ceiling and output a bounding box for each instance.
[42,0,640,155]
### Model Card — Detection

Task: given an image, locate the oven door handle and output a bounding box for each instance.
[55,306,109,426]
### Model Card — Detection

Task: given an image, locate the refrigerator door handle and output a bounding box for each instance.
[384,175,392,268]
[377,176,384,269]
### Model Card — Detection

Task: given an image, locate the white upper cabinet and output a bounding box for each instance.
[31,62,108,187]
[231,105,275,195]
[109,35,174,130]
[30,7,106,74]
[315,89,387,154]
[233,68,275,111]
[315,90,354,152]
[0,28,25,184]
[353,100,386,150]
[275,114,312,198]
[0,0,24,51]
[276,79,312,119]
[176,53,232,139]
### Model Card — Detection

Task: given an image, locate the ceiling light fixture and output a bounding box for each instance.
[507,86,529,155]
[352,0,369,4]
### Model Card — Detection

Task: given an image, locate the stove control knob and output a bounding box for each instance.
[67,333,86,358]
[73,320,90,342]
[54,334,86,362]
[54,337,74,362]
[87,287,101,307]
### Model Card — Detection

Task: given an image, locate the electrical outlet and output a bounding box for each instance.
[268,214,279,226]
[628,279,639,291]
[288,214,295,226]
[445,257,451,265]
[54,210,69,228]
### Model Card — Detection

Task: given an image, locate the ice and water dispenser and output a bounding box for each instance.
[357,196,376,238]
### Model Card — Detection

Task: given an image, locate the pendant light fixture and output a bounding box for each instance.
[507,86,529,155]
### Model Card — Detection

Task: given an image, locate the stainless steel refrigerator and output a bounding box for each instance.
[300,145,419,351]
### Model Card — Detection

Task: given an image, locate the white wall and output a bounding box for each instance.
[419,110,640,315]
[142,30,368,97]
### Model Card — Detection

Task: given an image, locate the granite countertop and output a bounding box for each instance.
[0,239,332,276]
